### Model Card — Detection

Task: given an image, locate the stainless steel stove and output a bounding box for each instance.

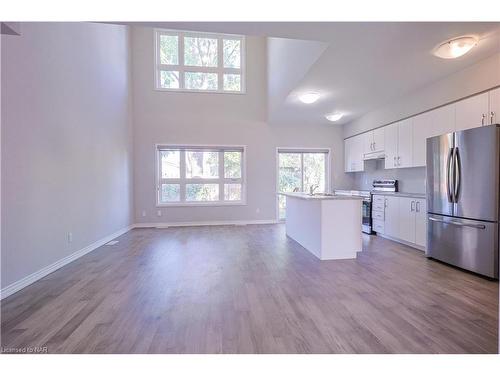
[335,180,398,234]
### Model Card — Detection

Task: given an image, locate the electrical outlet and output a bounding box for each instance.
[141,210,146,217]
[67,232,73,243]
[157,210,162,217]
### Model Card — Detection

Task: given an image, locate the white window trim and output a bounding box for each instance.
[275,147,332,222]
[155,144,247,207]
[153,28,246,94]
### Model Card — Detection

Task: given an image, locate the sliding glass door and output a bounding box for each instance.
[277,149,329,220]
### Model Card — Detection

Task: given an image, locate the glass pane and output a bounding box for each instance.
[224,184,241,201]
[159,35,178,65]
[160,71,179,89]
[278,153,302,193]
[184,37,218,67]
[303,153,326,194]
[186,151,218,178]
[223,39,241,68]
[186,184,219,201]
[184,72,218,91]
[160,150,180,178]
[224,151,242,178]
[278,194,287,220]
[223,74,241,92]
[161,184,180,202]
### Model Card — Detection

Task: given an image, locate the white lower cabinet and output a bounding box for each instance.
[383,196,399,238]
[372,194,426,250]
[414,199,427,247]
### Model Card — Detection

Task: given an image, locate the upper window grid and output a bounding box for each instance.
[155,29,244,93]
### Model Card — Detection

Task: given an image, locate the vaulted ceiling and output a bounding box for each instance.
[123,22,500,126]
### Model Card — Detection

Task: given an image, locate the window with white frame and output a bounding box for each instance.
[157,145,245,205]
[155,29,245,93]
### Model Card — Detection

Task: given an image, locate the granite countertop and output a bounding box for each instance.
[280,192,364,201]
[371,191,426,199]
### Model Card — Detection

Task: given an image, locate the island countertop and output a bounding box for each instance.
[280,192,364,201]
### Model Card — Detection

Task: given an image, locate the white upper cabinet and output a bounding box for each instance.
[412,103,455,167]
[430,103,455,137]
[412,111,432,167]
[455,92,489,131]
[384,123,399,169]
[489,87,500,125]
[363,128,385,155]
[344,135,364,172]
[384,120,412,169]
[397,119,413,168]
[373,127,385,152]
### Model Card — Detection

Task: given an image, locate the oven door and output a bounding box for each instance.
[362,199,372,234]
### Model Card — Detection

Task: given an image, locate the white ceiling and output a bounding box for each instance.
[124,22,500,126]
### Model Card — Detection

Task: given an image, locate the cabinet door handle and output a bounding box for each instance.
[384,198,388,208]
[397,156,401,166]
[393,156,396,167]
[373,142,376,151]
[482,113,486,126]
[410,200,415,212]
[416,201,420,212]
[491,111,495,125]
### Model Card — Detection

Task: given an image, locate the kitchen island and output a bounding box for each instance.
[282,192,363,260]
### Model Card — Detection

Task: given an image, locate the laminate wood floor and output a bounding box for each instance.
[1,224,498,353]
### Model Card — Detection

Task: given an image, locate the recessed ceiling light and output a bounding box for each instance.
[298,92,320,104]
[325,112,344,122]
[433,36,478,59]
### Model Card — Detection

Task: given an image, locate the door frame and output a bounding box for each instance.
[275,147,332,222]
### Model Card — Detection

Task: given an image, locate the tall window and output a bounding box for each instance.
[155,29,245,93]
[157,145,245,206]
[277,149,329,220]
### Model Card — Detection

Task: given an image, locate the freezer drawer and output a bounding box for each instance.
[427,214,498,278]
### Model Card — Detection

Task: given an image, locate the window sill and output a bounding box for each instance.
[154,87,246,95]
[156,201,247,208]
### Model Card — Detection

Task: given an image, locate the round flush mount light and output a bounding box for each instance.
[433,36,479,59]
[298,92,320,104]
[325,112,344,122]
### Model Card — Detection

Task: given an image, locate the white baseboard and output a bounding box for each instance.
[134,219,278,228]
[0,224,134,300]
[376,233,426,252]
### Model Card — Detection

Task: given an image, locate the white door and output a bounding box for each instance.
[397,119,413,168]
[412,111,432,167]
[373,127,385,152]
[384,123,398,169]
[398,197,416,243]
[384,196,399,238]
[415,198,427,248]
[455,92,489,131]
[362,131,374,154]
[344,138,352,172]
[489,87,500,125]
[430,103,455,137]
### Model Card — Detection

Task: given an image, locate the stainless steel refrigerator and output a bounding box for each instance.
[426,124,499,279]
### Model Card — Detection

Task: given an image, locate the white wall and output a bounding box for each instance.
[1,23,133,288]
[131,26,353,224]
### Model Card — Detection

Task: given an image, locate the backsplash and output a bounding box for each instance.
[352,159,426,193]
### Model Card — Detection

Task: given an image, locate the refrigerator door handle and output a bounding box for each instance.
[428,216,486,230]
[453,147,461,203]
[446,147,454,203]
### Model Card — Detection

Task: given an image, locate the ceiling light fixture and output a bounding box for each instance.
[298,92,320,104]
[433,36,479,59]
[325,112,344,122]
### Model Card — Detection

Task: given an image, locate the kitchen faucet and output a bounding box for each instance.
[309,184,319,195]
